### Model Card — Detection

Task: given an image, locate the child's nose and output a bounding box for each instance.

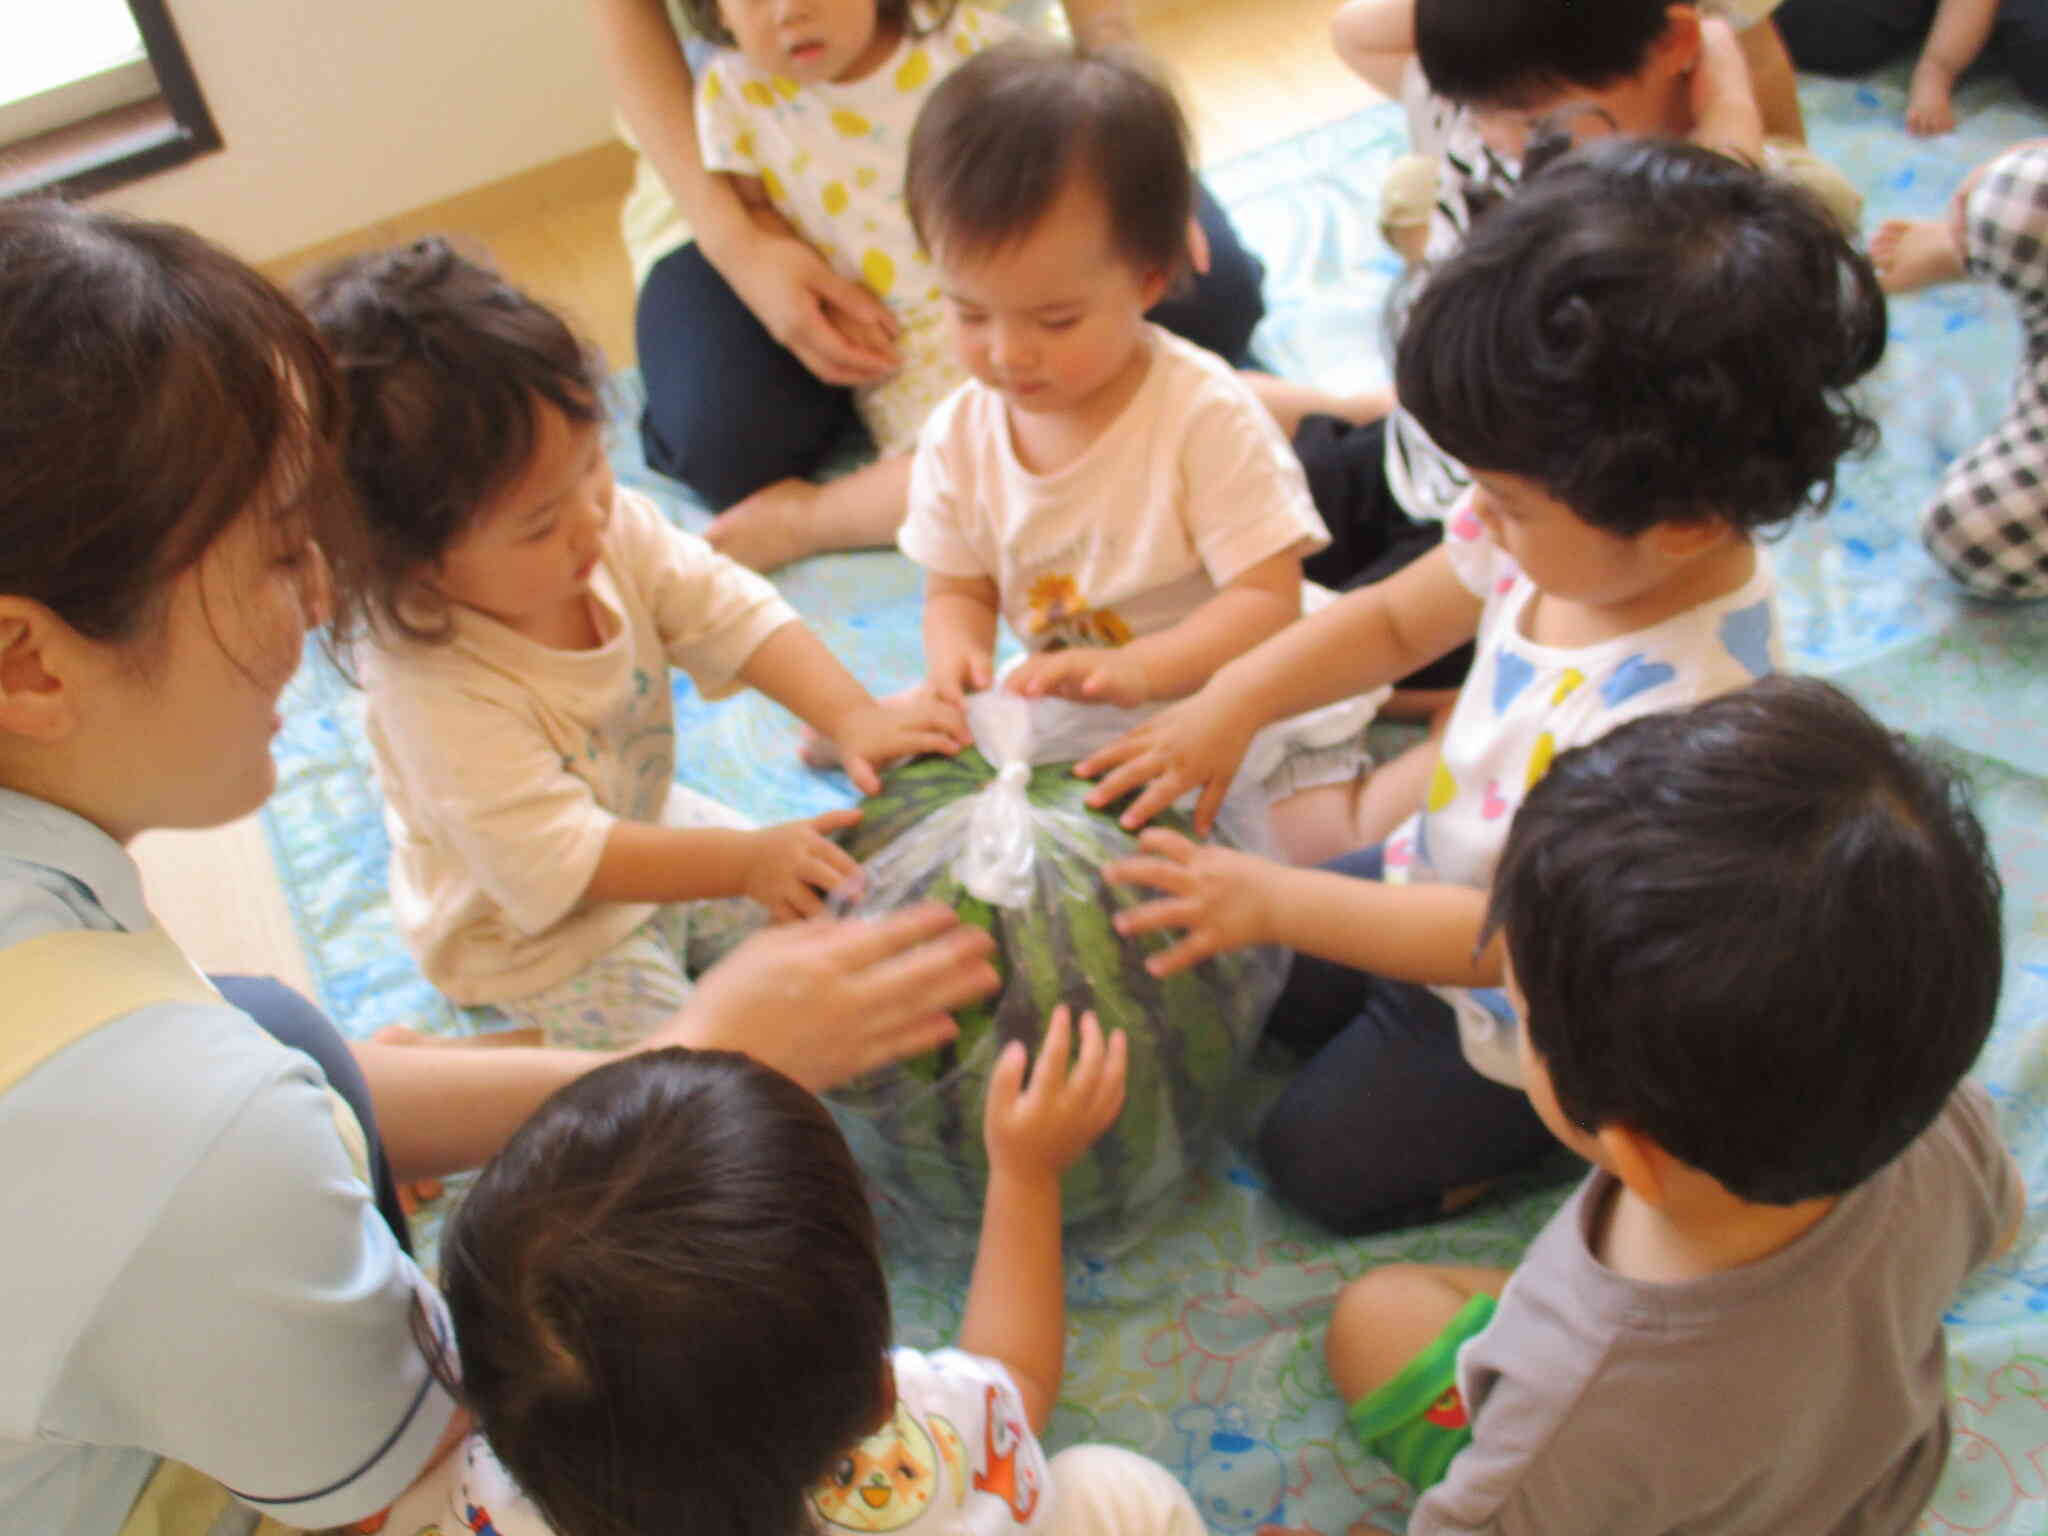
[989,320,1033,371]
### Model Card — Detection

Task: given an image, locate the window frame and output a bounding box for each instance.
[0,0,221,201]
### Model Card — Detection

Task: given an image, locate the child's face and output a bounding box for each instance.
[431,403,614,644]
[1470,71,1679,162]
[717,0,895,84]
[1467,471,1667,610]
[938,172,1168,428]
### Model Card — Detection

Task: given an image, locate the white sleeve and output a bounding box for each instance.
[899,391,993,578]
[613,493,799,701]
[375,671,616,937]
[695,54,758,176]
[61,1019,456,1529]
[1439,494,1507,599]
[1177,384,1331,586]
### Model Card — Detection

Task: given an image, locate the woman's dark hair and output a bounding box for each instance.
[1416,0,1674,109]
[0,199,361,653]
[681,0,958,51]
[906,39,1192,288]
[1486,677,2004,1205]
[439,1049,892,1536]
[1395,137,1886,539]
[299,238,604,643]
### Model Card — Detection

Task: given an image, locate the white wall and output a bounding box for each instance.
[99,0,618,262]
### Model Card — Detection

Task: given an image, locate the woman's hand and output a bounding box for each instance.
[983,1007,1128,1180]
[669,904,999,1090]
[1103,828,1279,977]
[728,226,901,387]
[743,810,864,919]
[1075,682,1261,834]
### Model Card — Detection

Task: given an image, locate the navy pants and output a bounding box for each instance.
[1253,847,1560,1236]
[636,181,1269,510]
[1775,0,2048,104]
[214,975,414,1255]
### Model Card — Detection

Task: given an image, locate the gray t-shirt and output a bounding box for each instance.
[1418,1083,2022,1535]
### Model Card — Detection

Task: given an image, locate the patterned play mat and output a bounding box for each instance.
[265,69,2048,1534]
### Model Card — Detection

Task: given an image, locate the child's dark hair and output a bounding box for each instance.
[1416,0,1674,108]
[299,238,604,643]
[438,1049,892,1536]
[906,39,1192,288]
[1486,676,2004,1206]
[0,200,361,651]
[681,0,956,53]
[1396,138,1885,540]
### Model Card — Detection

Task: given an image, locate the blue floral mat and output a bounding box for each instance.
[265,70,2048,1534]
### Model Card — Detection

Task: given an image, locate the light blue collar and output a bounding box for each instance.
[0,788,154,933]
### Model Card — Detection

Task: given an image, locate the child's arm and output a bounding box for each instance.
[924,571,1002,706]
[1909,0,1999,135]
[1688,17,1767,164]
[585,813,863,920]
[739,621,967,792]
[1006,552,1302,708]
[1737,18,1807,144]
[1330,0,1416,100]
[1078,544,1482,834]
[1104,828,1499,986]
[957,1007,1128,1432]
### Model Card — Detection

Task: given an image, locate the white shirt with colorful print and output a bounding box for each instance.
[695,4,1022,454]
[1383,500,1782,1086]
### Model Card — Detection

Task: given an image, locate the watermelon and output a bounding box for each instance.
[826,748,1286,1252]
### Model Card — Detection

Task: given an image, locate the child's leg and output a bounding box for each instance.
[1327,1263,1510,1492]
[1270,722,1444,867]
[704,453,913,574]
[1378,152,1438,265]
[1869,216,1968,293]
[495,916,699,1052]
[1043,1446,1206,1536]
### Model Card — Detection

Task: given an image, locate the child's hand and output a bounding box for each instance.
[1103,828,1278,978]
[1005,648,1152,709]
[927,648,995,709]
[833,690,970,794]
[744,810,864,921]
[983,1006,1128,1182]
[1687,17,1765,162]
[1906,59,1959,135]
[1074,684,1261,835]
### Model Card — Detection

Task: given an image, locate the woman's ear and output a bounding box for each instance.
[0,601,80,743]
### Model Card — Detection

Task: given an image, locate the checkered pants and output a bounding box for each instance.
[1924,143,2048,601]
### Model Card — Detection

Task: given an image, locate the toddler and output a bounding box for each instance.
[897,40,1399,863]
[1325,677,2021,1532]
[1777,0,2048,134]
[1086,139,1888,1233]
[383,1008,1208,1536]
[306,240,959,1049]
[1872,137,2048,599]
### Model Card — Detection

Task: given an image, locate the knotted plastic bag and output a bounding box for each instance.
[827,692,1288,1256]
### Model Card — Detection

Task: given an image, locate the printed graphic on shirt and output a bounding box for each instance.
[1025,572,1133,649]
[812,1401,971,1532]
[970,1383,1042,1522]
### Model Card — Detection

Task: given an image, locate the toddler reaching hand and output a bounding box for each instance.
[307,241,959,1048]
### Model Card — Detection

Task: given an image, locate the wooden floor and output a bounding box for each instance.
[135,0,1380,999]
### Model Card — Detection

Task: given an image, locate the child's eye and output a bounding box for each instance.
[1040,316,1080,333]
[525,519,559,543]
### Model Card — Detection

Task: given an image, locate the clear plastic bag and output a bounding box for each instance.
[827,692,1289,1256]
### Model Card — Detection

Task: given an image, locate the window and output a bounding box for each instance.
[0,0,220,200]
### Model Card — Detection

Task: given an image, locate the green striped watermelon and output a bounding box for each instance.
[826,748,1284,1250]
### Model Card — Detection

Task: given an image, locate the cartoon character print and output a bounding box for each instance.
[460,1503,501,1536]
[1423,1387,1469,1431]
[971,1382,1043,1521]
[1174,1403,1288,1533]
[1023,572,1132,651]
[811,1401,969,1533]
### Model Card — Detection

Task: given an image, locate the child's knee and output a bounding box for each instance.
[1329,1274,1496,1491]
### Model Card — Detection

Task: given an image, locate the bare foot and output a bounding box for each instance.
[1870,217,1967,295]
[705,479,825,573]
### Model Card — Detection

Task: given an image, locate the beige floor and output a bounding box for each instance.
[134,0,1383,1002]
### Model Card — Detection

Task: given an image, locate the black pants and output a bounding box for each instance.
[213,974,414,1255]
[1775,0,2048,104]
[1253,845,1560,1235]
[636,181,1270,510]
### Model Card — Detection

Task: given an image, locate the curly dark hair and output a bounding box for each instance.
[299,237,605,644]
[1396,137,1887,539]
[439,1049,893,1536]
[680,0,957,53]
[1486,677,2003,1205]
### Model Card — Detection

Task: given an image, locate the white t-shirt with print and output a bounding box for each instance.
[1381,499,1783,1085]
[437,1348,1051,1536]
[362,488,796,1006]
[695,4,1021,453]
